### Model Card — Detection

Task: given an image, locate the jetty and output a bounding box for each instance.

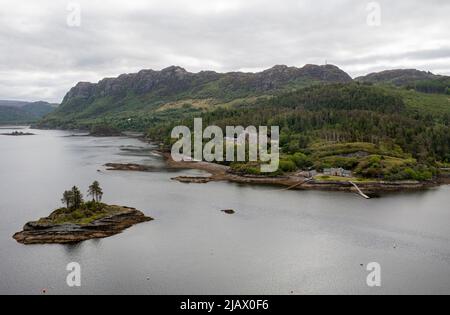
[349,181,370,199]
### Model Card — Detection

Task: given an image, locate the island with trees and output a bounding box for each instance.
[13,181,152,245]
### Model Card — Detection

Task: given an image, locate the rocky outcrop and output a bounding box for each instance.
[47,64,352,121]
[221,209,236,215]
[62,82,97,103]
[105,163,156,172]
[1,131,35,136]
[62,64,352,103]
[13,206,153,245]
[172,176,213,184]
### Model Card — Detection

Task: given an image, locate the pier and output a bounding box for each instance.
[349,181,371,199]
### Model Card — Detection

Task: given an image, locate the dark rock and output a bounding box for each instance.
[105,163,156,172]
[221,209,236,215]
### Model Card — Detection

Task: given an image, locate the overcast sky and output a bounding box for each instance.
[1,0,449,103]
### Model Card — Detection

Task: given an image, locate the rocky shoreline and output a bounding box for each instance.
[13,206,152,245]
[104,152,441,196]
[162,151,441,194]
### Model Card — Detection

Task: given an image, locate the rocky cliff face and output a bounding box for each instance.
[62,82,96,102]
[61,64,352,104]
[40,64,353,128]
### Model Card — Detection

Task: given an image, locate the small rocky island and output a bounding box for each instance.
[1,131,35,136]
[13,182,152,245]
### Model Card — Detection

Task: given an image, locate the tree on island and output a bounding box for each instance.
[61,183,104,210]
[88,181,103,203]
[71,186,84,209]
[61,190,74,209]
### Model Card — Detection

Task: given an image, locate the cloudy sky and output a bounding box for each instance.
[0,0,449,103]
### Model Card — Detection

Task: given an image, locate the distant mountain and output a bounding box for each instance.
[0,101,57,125]
[40,64,352,128]
[0,100,30,108]
[356,69,450,94]
[22,101,58,117]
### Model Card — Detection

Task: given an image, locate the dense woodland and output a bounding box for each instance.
[147,84,450,180]
[35,67,450,181]
[406,78,450,95]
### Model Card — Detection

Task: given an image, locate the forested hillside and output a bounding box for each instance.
[0,101,57,125]
[148,83,450,180]
[356,69,450,95]
[35,65,450,181]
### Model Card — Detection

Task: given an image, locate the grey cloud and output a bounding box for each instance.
[0,0,449,103]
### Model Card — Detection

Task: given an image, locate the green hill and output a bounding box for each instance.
[356,69,450,95]
[0,101,57,125]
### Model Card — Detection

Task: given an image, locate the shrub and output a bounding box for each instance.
[289,153,313,169]
[279,160,297,173]
[70,210,85,220]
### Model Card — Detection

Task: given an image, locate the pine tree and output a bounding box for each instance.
[71,186,84,209]
[88,181,103,203]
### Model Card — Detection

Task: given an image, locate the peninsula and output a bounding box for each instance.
[105,152,445,197]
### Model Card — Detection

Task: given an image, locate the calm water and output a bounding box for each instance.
[1,128,450,295]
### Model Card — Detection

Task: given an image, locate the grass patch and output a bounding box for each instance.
[314,175,376,183]
[37,203,123,226]
[400,89,450,116]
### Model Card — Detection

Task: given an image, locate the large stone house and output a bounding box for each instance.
[323,168,353,178]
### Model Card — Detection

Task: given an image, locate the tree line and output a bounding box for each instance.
[61,181,104,210]
[148,84,450,164]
